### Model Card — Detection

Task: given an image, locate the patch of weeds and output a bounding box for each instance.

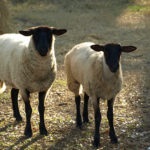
[128,5,150,13]
[53,79,66,88]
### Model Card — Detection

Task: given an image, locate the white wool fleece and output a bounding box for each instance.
[65,42,123,100]
[0,33,56,98]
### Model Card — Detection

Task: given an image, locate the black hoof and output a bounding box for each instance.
[76,123,82,129]
[24,126,32,137]
[76,118,82,129]
[40,127,48,136]
[76,120,82,129]
[111,136,118,144]
[93,140,100,148]
[93,135,100,148]
[24,132,32,138]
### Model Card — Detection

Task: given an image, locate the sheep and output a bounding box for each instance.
[0,26,67,137]
[64,42,137,147]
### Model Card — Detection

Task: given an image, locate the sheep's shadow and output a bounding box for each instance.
[47,123,98,150]
[0,120,44,149]
[8,134,45,150]
[0,120,21,132]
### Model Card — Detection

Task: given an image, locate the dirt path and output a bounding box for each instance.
[0,1,149,149]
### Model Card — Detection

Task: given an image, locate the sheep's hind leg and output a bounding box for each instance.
[11,88,22,121]
[107,98,118,143]
[38,91,48,135]
[83,92,89,123]
[75,95,82,128]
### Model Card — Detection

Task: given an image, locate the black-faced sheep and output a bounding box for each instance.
[64,42,137,147]
[0,26,67,137]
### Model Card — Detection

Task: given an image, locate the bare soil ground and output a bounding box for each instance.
[0,0,150,149]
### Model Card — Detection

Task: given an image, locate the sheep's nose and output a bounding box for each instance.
[110,64,119,73]
[39,48,48,56]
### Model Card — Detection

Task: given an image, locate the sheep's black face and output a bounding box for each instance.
[91,44,122,73]
[32,28,52,56]
[19,26,67,57]
[91,43,137,73]
[104,44,121,73]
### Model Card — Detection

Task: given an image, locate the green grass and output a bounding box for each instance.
[53,79,66,88]
[128,5,150,12]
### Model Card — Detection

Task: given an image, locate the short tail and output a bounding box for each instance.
[0,81,6,94]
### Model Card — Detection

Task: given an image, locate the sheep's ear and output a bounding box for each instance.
[19,30,33,36]
[91,44,105,52]
[121,46,137,53]
[52,29,67,36]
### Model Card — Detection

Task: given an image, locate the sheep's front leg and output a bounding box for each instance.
[38,91,48,135]
[83,92,89,123]
[93,98,101,147]
[11,88,22,121]
[107,98,118,143]
[75,95,82,128]
[22,90,32,137]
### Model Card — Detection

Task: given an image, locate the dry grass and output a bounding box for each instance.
[0,0,150,149]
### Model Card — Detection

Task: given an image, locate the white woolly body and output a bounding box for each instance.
[0,33,57,97]
[65,42,123,100]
